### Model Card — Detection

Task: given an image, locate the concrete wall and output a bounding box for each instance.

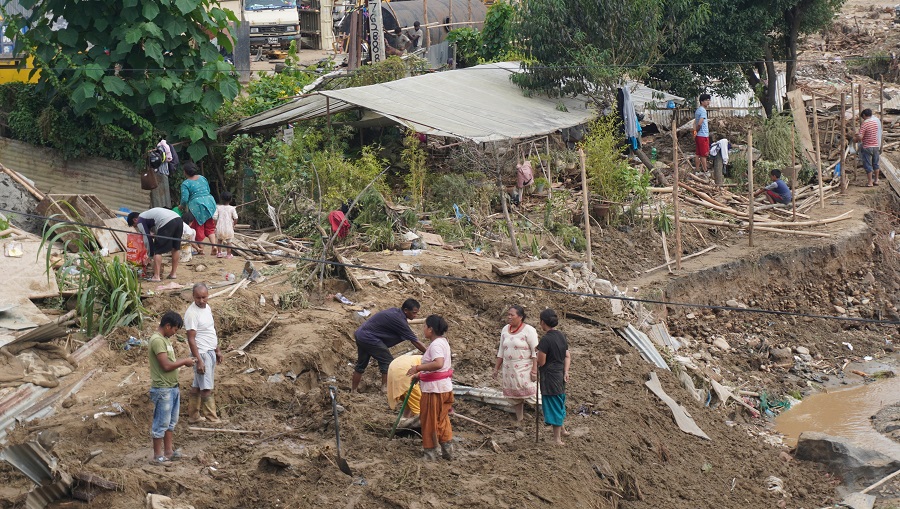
[0,137,150,212]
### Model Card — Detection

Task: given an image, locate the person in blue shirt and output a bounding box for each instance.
[694,94,711,174]
[754,169,792,205]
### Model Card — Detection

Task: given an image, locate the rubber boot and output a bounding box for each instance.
[440,441,454,461]
[200,396,225,424]
[187,394,205,424]
[422,448,439,461]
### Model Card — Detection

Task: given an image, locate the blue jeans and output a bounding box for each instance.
[150,387,180,439]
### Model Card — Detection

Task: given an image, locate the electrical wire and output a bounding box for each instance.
[4,207,898,326]
[0,53,884,74]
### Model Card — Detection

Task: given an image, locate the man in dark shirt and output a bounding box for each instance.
[351,299,426,392]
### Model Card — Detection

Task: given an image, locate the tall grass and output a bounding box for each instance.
[40,204,146,335]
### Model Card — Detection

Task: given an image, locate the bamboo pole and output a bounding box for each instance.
[423,0,430,47]
[668,217,832,237]
[858,82,864,120]
[644,244,718,273]
[791,126,797,220]
[851,83,857,135]
[672,116,682,270]
[578,148,593,272]
[747,130,754,247]
[811,91,824,208]
[840,92,847,194]
[661,230,673,274]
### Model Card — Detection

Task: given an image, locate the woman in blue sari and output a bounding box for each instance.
[180,162,218,255]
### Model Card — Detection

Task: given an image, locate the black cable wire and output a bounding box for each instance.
[5,207,898,326]
[0,54,887,73]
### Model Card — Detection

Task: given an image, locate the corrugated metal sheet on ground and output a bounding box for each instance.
[614,323,670,370]
[0,335,105,443]
[0,137,149,212]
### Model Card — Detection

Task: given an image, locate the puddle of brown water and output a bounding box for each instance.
[775,376,900,459]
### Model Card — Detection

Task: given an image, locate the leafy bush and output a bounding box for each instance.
[754,114,796,166]
[429,173,493,216]
[553,224,586,251]
[446,1,517,68]
[446,28,483,67]
[40,206,146,335]
[583,115,650,204]
[402,133,427,211]
[0,82,145,163]
[432,217,474,244]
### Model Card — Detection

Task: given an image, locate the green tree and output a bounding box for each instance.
[651,0,843,116]
[2,0,240,160]
[511,0,708,103]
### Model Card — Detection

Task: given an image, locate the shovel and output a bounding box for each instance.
[389,379,417,440]
[328,386,352,476]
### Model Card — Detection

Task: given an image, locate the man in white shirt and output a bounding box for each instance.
[185,283,225,423]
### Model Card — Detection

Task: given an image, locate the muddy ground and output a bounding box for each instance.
[5,2,900,506]
[0,179,898,509]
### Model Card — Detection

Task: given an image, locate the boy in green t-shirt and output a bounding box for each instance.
[148,311,195,464]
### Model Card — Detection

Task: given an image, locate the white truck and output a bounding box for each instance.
[220,0,300,51]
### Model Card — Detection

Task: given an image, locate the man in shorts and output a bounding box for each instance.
[694,93,711,174]
[351,299,426,392]
[855,108,882,187]
[128,208,183,282]
[184,283,225,423]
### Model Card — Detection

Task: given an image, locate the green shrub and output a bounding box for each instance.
[0,82,145,163]
[40,205,146,335]
[583,115,649,204]
[553,224,586,252]
[402,133,428,211]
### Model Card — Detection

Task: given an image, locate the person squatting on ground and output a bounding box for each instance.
[694,93,711,174]
[535,308,570,446]
[493,305,538,421]
[406,314,454,461]
[148,311,194,464]
[128,207,183,282]
[213,191,238,258]
[351,299,427,392]
[185,283,225,424]
[754,169,792,205]
[855,108,882,187]
[387,355,423,428]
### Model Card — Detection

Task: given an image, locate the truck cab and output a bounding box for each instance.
[244,0,300,50]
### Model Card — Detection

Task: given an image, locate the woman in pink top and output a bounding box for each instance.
[407,315,454,461]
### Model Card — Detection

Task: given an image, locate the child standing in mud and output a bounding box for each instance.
[148,311,194,464]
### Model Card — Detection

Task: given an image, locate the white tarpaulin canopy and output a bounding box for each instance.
[219,62,597,142]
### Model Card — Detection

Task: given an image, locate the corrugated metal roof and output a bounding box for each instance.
[614,323,670,370]
[220,62,597,141]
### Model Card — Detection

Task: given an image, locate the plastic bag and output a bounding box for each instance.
[126,233,147,266]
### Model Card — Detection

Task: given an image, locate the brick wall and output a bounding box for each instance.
[0,137,150,212]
